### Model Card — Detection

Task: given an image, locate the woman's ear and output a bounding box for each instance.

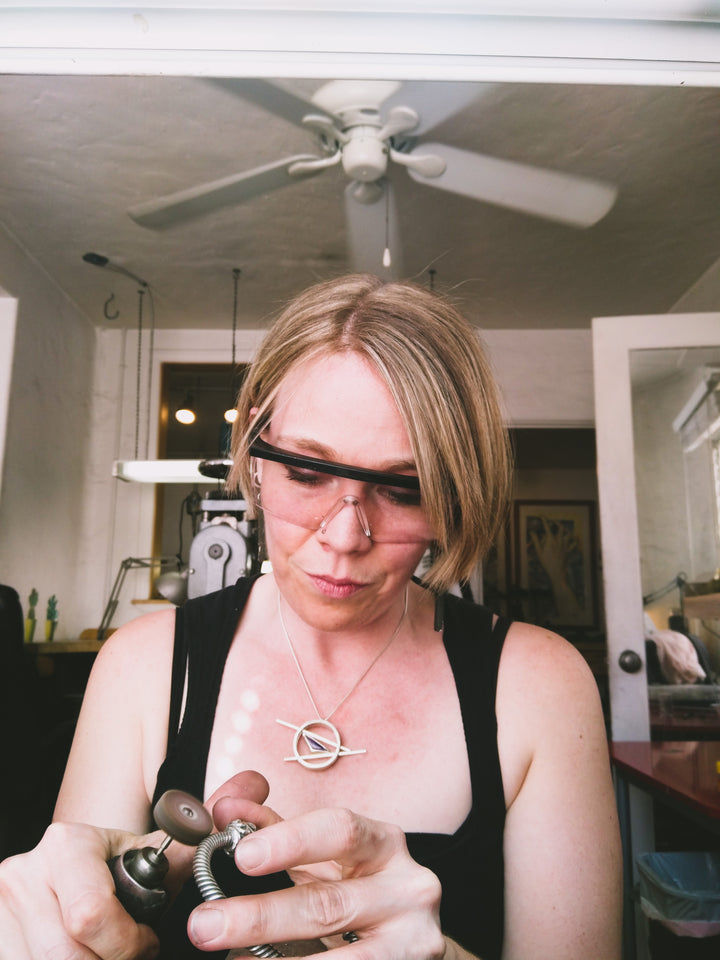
[249,405,259,421]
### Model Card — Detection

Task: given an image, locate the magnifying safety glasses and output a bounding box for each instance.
[249,437,434,544]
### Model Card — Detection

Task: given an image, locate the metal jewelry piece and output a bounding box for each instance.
[275,587,408,771]
[193,819,283,959]
[276,718,366,770]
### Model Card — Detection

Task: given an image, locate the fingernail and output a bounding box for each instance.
[235,834,268,871]
[190,907,224,944]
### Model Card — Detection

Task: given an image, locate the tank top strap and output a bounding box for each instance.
[154,575,259,806]
[441,594,510,814]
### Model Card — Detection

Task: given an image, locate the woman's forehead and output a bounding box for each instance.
[269,352,413,462]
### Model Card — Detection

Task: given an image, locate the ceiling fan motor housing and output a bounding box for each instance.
[341,127,389,182]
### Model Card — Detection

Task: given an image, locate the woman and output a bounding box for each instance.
[0,274,621,959]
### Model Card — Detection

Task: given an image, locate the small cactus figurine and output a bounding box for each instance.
[24,588,38,642]
[45,594,59,641]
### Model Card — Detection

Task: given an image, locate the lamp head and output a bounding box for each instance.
[82,252,110,267]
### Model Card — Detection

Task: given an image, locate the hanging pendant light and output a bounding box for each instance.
[175,390,196,425]
[223,268,241,425]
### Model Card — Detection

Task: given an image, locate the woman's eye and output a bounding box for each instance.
[285,467,328,486]
[381,486,422,508]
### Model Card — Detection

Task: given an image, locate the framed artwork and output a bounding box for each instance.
[514,500,597,629]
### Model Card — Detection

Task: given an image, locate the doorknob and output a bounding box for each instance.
[618,649,643,673]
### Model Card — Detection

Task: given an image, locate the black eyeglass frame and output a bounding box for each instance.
[249,437,421,490]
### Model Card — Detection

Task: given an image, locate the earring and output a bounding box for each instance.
[433,592,445,632]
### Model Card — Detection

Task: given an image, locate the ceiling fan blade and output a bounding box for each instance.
[407,143,617,228]
[382,82,490,136]
[208,78,336,127]
[345,180,403,278]
[128,155,322,229]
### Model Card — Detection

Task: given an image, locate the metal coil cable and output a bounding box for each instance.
[193,820,283,959]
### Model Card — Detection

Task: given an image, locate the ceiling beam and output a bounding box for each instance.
[1,5,719,84]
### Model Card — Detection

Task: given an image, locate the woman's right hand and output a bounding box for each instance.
[0,770,271,959]
[0,820,161,959]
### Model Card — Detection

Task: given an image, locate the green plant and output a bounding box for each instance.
[46,594,58,621]
[27,588,38,619]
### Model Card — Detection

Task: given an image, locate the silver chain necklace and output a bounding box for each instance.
[276,587,408,770]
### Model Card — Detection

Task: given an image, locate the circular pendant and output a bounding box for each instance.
[292,719,343,770]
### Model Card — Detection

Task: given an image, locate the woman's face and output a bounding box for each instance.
[257,350,433,633]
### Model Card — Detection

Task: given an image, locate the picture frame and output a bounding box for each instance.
[514,500,597,629]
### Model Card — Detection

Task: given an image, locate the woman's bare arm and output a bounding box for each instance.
[497,624,622,960]
[54,608,176,832]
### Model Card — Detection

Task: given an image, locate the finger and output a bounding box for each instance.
[188,864,443,954]
[207,769,271,808]
[212,795,283,833]
[0,889,33,959]
[232,808,407,878]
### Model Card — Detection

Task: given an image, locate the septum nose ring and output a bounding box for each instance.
[319,495,372,539]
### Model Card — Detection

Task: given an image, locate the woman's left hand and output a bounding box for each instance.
[188,798,446,959]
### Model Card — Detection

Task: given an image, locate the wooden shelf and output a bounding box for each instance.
[685,592,720,619]
[26,639,104,654]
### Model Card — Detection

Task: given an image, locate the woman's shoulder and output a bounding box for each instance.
[498,620,601,724]
[500,619,596,682]
[496,621,607,806]
[93,606,177,680]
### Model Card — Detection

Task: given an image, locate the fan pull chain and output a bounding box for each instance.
[231,267,240,370]
[382,182,391,269]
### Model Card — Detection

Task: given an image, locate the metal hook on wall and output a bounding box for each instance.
[103,292,120,320]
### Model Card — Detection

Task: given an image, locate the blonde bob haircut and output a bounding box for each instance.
[229,274,512,595]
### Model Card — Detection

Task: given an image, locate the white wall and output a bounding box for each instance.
[0,225,96,637]
[484,329,593,427]
[0,289,18,502]
[632,371,693,616]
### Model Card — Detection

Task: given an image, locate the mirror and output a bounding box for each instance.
[594,312,720,742]
[631,346,720,740]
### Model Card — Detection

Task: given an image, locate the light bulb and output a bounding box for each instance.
[224,408,238,424]
[175,408,196,425]
[383,247,392,268]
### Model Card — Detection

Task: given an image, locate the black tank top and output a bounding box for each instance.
[152,576,509,960]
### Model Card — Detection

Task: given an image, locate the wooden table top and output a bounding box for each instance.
[611,740,720,823]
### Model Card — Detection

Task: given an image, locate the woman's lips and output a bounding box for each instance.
[307,573,368,598]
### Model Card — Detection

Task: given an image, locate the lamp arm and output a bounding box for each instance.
[642,572,688,608]
[97,556,183,640]
[97,558,133,640]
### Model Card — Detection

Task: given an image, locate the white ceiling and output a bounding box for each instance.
[2,73,720,332]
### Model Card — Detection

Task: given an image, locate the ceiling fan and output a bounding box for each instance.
[127,79,618,277]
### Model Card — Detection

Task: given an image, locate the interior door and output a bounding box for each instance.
[593,312,720,742]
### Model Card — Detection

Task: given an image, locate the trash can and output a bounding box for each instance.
[637,852,720,958]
